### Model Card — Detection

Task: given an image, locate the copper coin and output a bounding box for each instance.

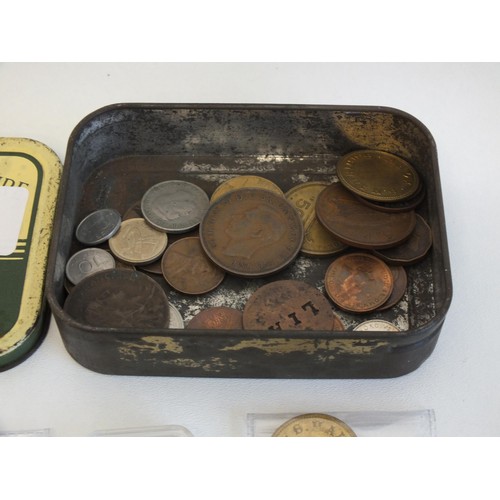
[138,253,165,275]
[332,312,346,331]
[324,253,393,313]
[161,236,225,294]
[377,265,407,311]
[64,269,170,329]
[243,280,334,331]
[373,214,433,265]
[200,188,304,277]
[316,183,416,249]
[186,307,243,330]
[122,200,143,221]
[337,149,420,202]
[210,175,284,203]
[272,413,356,437]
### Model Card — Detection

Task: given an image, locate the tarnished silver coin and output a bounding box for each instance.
[141,180,209,233]
[353,320,400,332]
[65,248,116,285]
[168,303,185,329]
[75,208,121,245]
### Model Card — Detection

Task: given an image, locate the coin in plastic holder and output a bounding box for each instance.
[65,247,116,285]
[75,208,121,245]
[272,413,356,437]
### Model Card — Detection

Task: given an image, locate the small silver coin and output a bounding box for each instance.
[353,320,400,332]
[168,304,185,329]
[65,248,116,285]
[75,208,122,245]
[141,180,209,233]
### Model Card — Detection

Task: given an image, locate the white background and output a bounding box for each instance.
[1,62,498,438]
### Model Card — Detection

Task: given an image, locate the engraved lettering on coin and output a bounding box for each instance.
[354,320,401,332]
[272,413,356,437]
[210,175,284,203]
[65,247,116,285]
[186,307,243,330]
[75,208,121,245]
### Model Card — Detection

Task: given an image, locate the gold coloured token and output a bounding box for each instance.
[337,150,420,202]
[272,413,356,437]
[108,218,168,265]
[210,175,284,203]
[285,182,347,256]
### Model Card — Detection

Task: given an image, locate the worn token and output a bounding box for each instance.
[325,253,393,313]
[108,218,168,265]
[272,413,356,437]
[377,265,407,311]
[65,247,116,285]
[200,188,304,277]
[354,320,401,332]
[161,236,225,294]
[186,307,243,330]
[373,214,433,265]
[168,303,185,329]
[210,175,283,203]
[243,280,334,331]
[64,269,170,328]
[75,208,121,245]
[285,182,347,256]
[141,180,209,233]
[337,149,420,202]
[316,183,416,249]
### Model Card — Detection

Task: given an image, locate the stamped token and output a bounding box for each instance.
[210,175,284,203]
[65,247,116,285]
[272,413,356,437]
[243,280,334,331]
[325,253,393,313]
[141,180,209,233]
[354,320,401,332]
[200,188,304,277]
[75,208,121,245]
[186,307,243,330]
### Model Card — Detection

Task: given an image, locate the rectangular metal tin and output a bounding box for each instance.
[46,104,452,378]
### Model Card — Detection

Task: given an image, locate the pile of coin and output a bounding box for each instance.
[63,150,432,333]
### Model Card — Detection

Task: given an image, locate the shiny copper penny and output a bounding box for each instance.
[272,413,356,437]
[210,175,283,203]
[373,214,433,265]
[161,236,225,294]
[337,149,420,202]
[243,280,334,331]
[200,188,304,277]
[377,265,407,311]
[325,253,393,313]
[64,269,170,329]
[285,181,347,256]
[316,183,416,249]
[186,307,243,330]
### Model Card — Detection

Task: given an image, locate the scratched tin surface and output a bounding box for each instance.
[46,104,452,378]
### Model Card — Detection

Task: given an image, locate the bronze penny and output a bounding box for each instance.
[138,253,165,275]
[64,269,170,329]
[200,188,304,277]
[337,149,420,202]
[161,236,225,294]
[377,265,407,311]
[332,312,345,331]
[324,253,393,313]
[243,280,334,331]
[122,200,143,221]
[353,320,400,332]
[186,307,243,330]
[210,175,284,203]
[316,183,416,249]
[373,214,433,265]
[272,413,356,437]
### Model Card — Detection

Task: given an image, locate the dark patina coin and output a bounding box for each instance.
[377,265,407,311]
[200,188,304,277]
[186,307,243,330]
[75,208,121,245]
[316,183,416,250]
[243,280,334,331]
[122,200,143,221]
[64,269,170,329]
[373,214,433,265]
[332,312,346,331]
[324,253,393,313]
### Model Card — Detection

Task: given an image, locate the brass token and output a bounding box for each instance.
[200,188,303,277]
[285,181,347,256]
[377,265,407,311]
[325,253,393,313]
[272,413,356,437]
[337,149,420,202]
[210,175,283,203]
[243,280,334,331]
[186,307,243,330]
[108,218,168,265]
[161,236,225,294]
[316,183,416,249]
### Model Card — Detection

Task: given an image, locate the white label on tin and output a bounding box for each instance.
[0,186,29,256]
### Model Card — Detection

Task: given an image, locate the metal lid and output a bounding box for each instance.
[0,138,61,370]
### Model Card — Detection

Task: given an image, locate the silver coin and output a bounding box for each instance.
[75,208,122,245]
[168,304,185,329]
[353,320,400,332]
[65,248,116,285]
[141,180,209,233]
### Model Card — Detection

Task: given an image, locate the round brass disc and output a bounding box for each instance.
[272,413,356,437]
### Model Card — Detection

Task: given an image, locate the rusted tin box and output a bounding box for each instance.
[46,104,452,378]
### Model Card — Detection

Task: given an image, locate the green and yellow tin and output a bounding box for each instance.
[0,138,61,371]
